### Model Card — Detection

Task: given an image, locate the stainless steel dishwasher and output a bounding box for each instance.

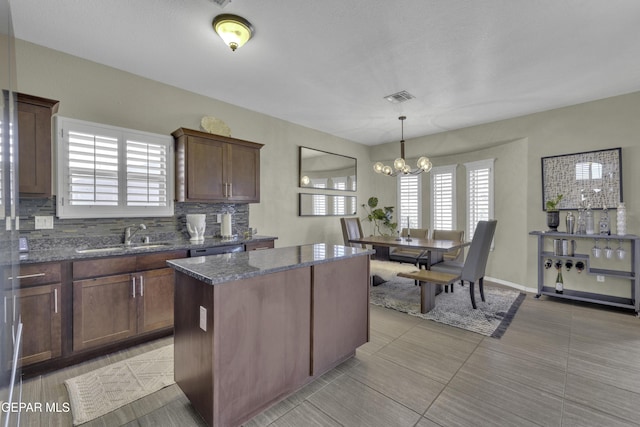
[188,244,245,257]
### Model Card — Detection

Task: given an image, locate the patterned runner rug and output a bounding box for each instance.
[370,277,526,338]
[65,344,174,425]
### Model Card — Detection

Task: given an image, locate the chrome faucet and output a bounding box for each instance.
[124,224,146,246]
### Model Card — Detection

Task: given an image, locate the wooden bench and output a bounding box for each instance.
[398,269,463,313]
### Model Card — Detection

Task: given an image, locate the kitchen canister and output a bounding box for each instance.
[221,213,233,238]
[565,212,575,234]
[562,239,576,256]
[553,239,563,256]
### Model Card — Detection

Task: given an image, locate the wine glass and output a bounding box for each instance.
[617,239,626,260]
[592,238,601,258]
[604,239,613,259]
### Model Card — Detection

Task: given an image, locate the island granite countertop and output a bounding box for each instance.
[167,243,374,285]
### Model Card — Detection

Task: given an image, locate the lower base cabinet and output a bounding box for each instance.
[72,273,137,352]
[72,251,186,352]
[5,284,62,367]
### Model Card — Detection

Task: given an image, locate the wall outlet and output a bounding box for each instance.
[199,306,207,331]
[597,275,605,282]
[34,215,54,229]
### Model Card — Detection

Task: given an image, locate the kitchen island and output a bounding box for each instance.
[167,243,373,427]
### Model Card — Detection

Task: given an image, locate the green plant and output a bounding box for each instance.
[361,197,398,236]
[546,194,563,211]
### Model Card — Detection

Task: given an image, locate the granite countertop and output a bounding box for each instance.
[167,243,374,285]
[14,235,278,264]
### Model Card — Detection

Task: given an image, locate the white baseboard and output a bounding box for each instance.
[485,276,537,294]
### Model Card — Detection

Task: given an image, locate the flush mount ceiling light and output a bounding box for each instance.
[373,116,432,176]
[212,14,254,51]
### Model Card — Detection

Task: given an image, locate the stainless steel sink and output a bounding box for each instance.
[75,246,124,254]
[128,243,172,250]
[75,242,172,254]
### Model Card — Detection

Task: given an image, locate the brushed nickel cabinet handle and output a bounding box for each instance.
[140,276,144,297]
[132,276,136,298]
[7,273,46,280]
[54,288,58,314]
[229,182,233,197]
[3,297,6,324]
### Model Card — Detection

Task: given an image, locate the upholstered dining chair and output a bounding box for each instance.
[388,227,430,266]
[398,220,497,309]
[429,229,465,292]
[340,217,365,248]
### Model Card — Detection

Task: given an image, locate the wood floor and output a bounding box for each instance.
[20,288,640,427]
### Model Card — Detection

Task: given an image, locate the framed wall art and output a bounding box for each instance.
[541,147,622,211]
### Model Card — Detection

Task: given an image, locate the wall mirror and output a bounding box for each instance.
[299,193,357,216]
[299,147,357,191]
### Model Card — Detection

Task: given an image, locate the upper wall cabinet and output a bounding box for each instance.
[17,93,59,198]
[172,128,263,203]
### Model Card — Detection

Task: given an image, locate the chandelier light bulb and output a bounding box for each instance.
[382,165,393,175]
[301,175,310,186]
[373,162,384,173]
[417,156,432,171]
[393,157,406,171]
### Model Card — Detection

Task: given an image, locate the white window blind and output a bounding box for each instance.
[430,165,457,231]
[332,179,346,215]
[397,174,421,230]
[126,139,168,207]
[57,117,174,218]
[465,159,494,242]
[67,129,119,206]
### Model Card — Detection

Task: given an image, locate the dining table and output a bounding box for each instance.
[348,235,470,269]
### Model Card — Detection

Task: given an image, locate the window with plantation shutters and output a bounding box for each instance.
[397,174,421,230]
[57,117,173,218]
[430,165,457,231]
[311,179,327,215]
[126,139,168,207]
[465,159,494,242]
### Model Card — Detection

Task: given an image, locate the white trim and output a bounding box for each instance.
[485,276,537,294]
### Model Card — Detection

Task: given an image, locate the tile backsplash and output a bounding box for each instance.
[18,197,249,250]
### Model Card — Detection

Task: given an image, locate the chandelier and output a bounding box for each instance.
[373,116,432,176]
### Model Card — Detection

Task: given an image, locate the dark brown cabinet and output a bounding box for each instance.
[16,93,59,198]
[72,250,187,352]
[173,128,263,203]
[3,262,62,367]
[245,240,275,251]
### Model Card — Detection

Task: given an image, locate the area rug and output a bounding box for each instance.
[65,345,174,425]
[370,277,526,338]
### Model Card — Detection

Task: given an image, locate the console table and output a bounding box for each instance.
[530,231,640,315]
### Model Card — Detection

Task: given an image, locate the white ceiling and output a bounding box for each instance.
[9,0,640,146]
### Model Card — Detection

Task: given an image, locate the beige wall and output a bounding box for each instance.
[15,39,640,296]
[14,39,371,248]
[370,92,640,295]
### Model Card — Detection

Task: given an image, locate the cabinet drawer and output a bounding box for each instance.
[73,256,137,280]
[4,262,61,287]
[136,250,188,271]
[245,240,274,251]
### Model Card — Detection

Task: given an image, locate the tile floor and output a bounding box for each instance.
[19,288,640,426]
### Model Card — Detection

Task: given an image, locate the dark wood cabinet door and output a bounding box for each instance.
[72,274,137,351]
[186,136,226,201]
[137,267,174,333]
[16,93,58,198]
[226,143,260,203]
[5,284,62,367]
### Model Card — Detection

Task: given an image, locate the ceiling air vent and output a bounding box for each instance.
[210,0,232,8]
[384,90,415,104]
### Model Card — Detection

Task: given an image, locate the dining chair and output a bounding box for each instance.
[429,229,465,292]
[388,227,430,266]
[398,220,497,309]
[340,217,365,248]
